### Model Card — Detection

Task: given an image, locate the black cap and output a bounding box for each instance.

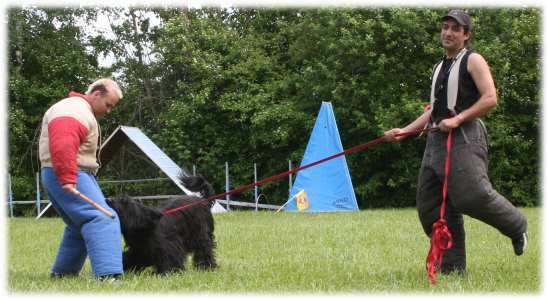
[442,9,472,31]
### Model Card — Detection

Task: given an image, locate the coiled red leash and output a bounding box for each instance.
[426,129,453,285]
[164,127,438,215]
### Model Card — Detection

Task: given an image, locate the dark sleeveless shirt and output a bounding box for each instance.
[430,50,480,123]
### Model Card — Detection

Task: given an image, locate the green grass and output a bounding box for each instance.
[8,207,540,294]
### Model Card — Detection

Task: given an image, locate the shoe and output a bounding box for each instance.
[50,272,78,278]
[512,232,528,256]
[98,273,122,283]
[440,263,466,275]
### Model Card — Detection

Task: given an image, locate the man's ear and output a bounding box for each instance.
[464,31,471,42]
[89,90,102,100]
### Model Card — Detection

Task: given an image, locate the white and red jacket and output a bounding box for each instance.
[39,92,101,185]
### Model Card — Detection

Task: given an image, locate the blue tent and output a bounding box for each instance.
[285,102,359,212]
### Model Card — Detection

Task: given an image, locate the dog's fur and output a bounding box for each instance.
[106,175,217,274]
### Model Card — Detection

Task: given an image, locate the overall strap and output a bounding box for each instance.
[446,48,468,113]
[429,61,443,106]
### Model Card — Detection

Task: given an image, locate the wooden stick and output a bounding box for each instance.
[72,188,114,219]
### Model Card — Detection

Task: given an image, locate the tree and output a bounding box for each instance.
[8,7,540,211]
[8,7,101,206]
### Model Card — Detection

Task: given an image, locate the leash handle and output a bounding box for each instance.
[72,188,115,219]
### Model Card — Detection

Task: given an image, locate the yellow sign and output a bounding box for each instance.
[296,190,309,211]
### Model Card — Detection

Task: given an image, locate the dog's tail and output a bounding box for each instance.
[179,174,215,200]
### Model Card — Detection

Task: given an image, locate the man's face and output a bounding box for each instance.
[89,89,119,118]
[440,19,469,51]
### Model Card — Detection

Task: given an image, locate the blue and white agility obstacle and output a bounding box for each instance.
[284,102,359,212]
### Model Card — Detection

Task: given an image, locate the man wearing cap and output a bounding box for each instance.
[39,78,124,281]
[384,10,528,274]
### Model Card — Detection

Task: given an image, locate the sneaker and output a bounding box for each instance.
[512,232,528,256]
[98,274,122,283]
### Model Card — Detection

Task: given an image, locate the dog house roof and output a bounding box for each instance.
[99,125,197,196]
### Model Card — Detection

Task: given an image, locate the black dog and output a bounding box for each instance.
[107,175,217,274]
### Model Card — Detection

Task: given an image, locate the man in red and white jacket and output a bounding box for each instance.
[39,78,124,281]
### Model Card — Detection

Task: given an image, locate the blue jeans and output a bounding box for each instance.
[41,167,123,277]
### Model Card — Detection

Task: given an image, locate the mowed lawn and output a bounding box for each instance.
[7,207,540,294]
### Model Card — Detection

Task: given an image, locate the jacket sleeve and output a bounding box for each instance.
[48,116,89,185]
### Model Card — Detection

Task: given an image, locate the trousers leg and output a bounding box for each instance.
[417,134,466,272]
[448,122,527,239]
[41,167,123,277]
[50,219,88,274]
[440,199,466,273]
[43,170,87,275]
[416,163,442,236]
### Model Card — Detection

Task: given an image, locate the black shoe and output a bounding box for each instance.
[440,263,466,275]
[98,273,122,283]
[512,232,528,256]
[50,272,78,278]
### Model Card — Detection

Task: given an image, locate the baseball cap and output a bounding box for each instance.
[442,9,472,31]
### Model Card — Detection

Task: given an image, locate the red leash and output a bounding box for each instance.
[426,129,453,285]
[164,127,437,215]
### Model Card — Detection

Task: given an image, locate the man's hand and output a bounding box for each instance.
[384,128,406,142]
[438,115,464,132]
[62,183,78,195]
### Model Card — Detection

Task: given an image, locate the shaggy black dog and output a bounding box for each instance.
[106,175,217,274]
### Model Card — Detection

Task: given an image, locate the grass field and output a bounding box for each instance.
[7,207,541,294]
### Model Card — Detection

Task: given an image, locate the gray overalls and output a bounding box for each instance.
[417,49,527,272]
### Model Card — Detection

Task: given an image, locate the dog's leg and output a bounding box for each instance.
[155,260,184,275]
[155,250,186,275]
[123,250,150,273]
[192,250,217,270]
[192,233,217,270]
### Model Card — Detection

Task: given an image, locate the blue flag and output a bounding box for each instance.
[285,102,359,212]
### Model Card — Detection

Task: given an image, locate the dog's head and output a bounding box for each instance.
[179,173,215,200]
[107,197,163,233]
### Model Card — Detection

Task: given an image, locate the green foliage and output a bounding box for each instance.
[8,7,540,209]
[8,8,102,204]
[469,9,540,207]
